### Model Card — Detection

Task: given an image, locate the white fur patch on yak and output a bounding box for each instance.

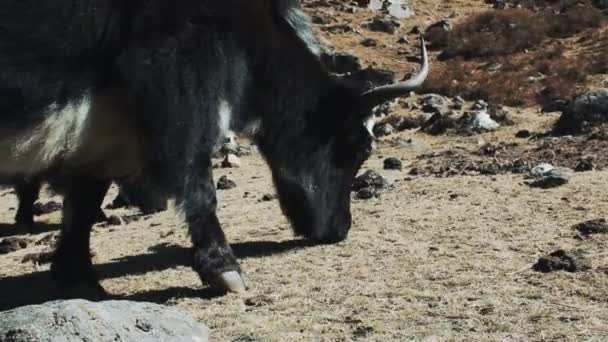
[1,88,145,178]
[218,100,232,138]
[12,95,92,174]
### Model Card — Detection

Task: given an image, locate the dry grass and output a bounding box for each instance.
[422,6,608,106]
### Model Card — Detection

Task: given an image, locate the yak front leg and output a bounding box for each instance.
[182,161,246,293]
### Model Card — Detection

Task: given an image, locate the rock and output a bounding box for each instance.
[526,164,573,188]
[21,250,53,265]
[396,36,409,44]
[365,16,400,34]
[493,0,509,9]
[0,237,28,255]
[352,170,389,192]
[0,299,210,342]
[420,112,454,135]
[533,250,591,273]
[217,175,237,190]
[106,215,123,226]
[221,154,241,168]
[471,99,488,111]
[542,98,569,113]
[383,157,403,170]
[260,194,277,202]
[360,38,378,47]
[367,0,414,18]
[554,88,608,134]
[32,200,62,216]
[573,219,608,237]
[356,187,377,199]
[421,94,449,108]
[373,122,394,137]
[574,156,595,172]
[425,20,451,47]
[515,129,531,138]
[463,110,500,131]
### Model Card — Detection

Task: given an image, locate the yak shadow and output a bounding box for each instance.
[0,238,316,310]
[0,222,61,238]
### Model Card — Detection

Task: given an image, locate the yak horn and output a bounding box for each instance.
[359,36,429,109]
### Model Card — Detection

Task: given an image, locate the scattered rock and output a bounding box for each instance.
[515,129,531,138]
[356,187,377,199]
[0,299,210,342]
[0,237,28,255]
[526,164,573,188]
[217,175,237,190]
[574,156,595,172]
[383,157,403,170]
[365,16,400,34]
[221,154,242,168]
[464,110,500,131]
[373,122,394,137]
[244,295,275,307]
[352,170,389,192]
[554,88,608,134]
[573,219,608,237]
[360,38,378,47]
[533,250,591,273]
[22,250,54,265]
[106,215,123,226]
[35,233,58,247]
[32,201,62,216]
[260,194,277,202]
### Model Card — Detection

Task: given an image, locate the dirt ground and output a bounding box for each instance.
[2,1,608,341]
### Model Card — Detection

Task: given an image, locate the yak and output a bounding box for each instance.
[0,0,428,295]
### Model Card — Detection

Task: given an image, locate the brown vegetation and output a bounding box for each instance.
[423,6,607,106]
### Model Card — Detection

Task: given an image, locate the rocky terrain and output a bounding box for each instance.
[1,0,608,340]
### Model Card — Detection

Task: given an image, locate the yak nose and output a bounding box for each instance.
[317,213,351,244]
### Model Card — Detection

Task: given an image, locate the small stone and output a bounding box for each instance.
[526,165,573,189]
[261,194,277,202]
[515,129,531,138]
[352,170,389,191]
[21,250,53,265]
[383,157,403,170]
[360,38,378,47]
[533,250,591,273]
[396,36,409,44]
[365,17,400,34]
[357,187,376,199]
[221,154,241,168]
[106,215,123,226]
[373,123,394,137]
[573,219,608,237]
[32,201,62,216]
[217,175,237,190]
[0,237,28,254]
[574,156,595,172]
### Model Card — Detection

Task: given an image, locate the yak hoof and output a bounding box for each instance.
[215,271,247,293]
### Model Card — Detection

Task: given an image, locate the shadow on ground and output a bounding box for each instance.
[0,238,316,310]
[0,223,61,238]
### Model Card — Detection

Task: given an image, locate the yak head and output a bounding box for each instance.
[263,37,429,243]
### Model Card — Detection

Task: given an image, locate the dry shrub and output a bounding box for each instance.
[440,10,546,59]
[440,6,606,59]
[422,46,600,106]
[424,5,607,107]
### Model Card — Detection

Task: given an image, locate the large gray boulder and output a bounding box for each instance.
[0,300,209,342]
[554,88,608,133]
